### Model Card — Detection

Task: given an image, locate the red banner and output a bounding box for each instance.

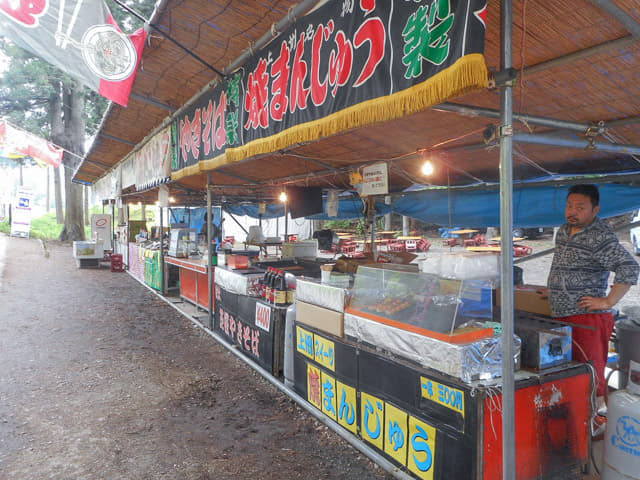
[0,121,64,167]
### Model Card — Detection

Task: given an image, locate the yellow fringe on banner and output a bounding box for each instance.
[172,53,488,180]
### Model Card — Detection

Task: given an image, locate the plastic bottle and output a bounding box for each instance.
[275,269,287,306]
[264,267,273,301]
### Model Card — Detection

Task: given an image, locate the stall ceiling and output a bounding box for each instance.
[75,0,640,205]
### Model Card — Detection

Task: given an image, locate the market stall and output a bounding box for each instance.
[292,258,590,479]
[71,0,640,477]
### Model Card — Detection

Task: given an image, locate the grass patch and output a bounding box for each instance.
[31,212,64,240]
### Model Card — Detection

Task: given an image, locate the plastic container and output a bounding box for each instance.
[602,360,640,479]
[227,255,248,270]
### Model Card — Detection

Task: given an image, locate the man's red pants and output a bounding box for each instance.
[558,313,614,397]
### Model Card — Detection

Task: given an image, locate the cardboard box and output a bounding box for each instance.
[497,284,552,316]
[296,300,344,337]
[334,254,374,274]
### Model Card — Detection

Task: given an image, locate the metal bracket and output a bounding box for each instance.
[499,124,514,137]
[585,120,605,138]
[585,120,605,150]
[488,68,518,89]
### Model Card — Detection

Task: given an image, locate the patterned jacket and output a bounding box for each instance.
[547,217,639,317]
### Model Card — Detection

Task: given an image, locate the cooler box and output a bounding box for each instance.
[72,241,104,259]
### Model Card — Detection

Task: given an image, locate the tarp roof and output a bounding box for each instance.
[74,0,640,216]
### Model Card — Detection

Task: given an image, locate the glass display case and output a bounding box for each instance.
[346,265,494,342]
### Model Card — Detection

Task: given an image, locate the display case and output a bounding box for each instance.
[346,265,494,344]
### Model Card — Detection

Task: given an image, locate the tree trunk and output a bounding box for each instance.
[59,80,85,242]
[49,82,65,224]
[46,165,50,213]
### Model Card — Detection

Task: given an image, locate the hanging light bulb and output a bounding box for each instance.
[421,160,434,176]
[279,191,287,202]
[169,196,176,203]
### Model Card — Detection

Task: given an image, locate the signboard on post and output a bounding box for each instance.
[91,214,112,250]
[361,163,389,197]
[10,186,34,237]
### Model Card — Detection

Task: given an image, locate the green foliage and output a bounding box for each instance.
[30,212,64,240]
[0,213,62,240]
[322,220,355,231]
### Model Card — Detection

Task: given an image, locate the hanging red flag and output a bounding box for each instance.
[0,121,64,167]
[0,0,147,107]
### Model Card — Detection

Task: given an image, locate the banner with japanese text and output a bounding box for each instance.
[173,0,488,178]
[133,126,172,191]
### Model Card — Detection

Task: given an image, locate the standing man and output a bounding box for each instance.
[547,184,639,422]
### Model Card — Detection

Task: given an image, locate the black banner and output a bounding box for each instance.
[174,0,487,176]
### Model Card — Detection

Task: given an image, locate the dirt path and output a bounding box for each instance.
[0,235,392,479]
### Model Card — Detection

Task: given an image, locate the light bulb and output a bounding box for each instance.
[421,161,434,176]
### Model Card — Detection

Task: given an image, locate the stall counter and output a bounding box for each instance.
[165,256,213,310]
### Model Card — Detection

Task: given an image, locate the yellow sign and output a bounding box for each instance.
[307,363,322,410]
[361,391,384,450]
[296,326,314,359]
[336,381,357,434]
[320,371,337,421]
[420,376,465,418]
[408,416,437,480]
[314,335,335,372]
[384,402,408,466]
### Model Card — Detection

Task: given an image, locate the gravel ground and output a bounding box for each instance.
[0,235,392,480]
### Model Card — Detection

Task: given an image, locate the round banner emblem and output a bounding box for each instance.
[81,24,137,81]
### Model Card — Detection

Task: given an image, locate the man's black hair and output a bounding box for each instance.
[568,184,599,207]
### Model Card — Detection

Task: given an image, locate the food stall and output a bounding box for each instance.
[70,0,640,477]
[291,256,590,479]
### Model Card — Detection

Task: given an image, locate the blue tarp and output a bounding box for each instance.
[169,207,222,232]
[392,183,640,227]
[223,204,285,219]
[306,197,391,220]
[223,196,391,220]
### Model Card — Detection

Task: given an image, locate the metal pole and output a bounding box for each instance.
[434,102,592,133]
[513,132,640,155]
[499,0,516,478]
[159,206,165,295]
[369,197,376,261]
[284,199,289,243]
[111,201,115,251]
[126,204,130,268]
[207,172,214,330]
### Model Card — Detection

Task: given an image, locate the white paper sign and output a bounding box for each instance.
[10,186,33,237]
[361,163,388,196]
[255,302,271,332]
[91,214,112,250]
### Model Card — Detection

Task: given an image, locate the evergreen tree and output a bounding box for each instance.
[0,0,156,241]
